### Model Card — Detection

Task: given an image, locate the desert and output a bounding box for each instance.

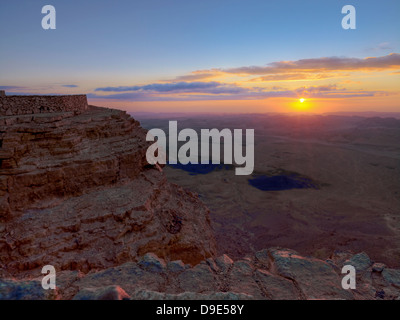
[138,113,400,268]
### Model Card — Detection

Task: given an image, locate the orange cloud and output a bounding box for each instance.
[248,73,341,82]
[165,69,223,82]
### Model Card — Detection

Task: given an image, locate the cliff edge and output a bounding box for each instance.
[0,101,216,277]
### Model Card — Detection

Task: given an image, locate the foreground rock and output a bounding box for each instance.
[1,249,399,300]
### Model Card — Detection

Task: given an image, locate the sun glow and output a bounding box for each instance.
[289,97,314,112]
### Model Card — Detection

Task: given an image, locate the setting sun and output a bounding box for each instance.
[289,97,314,112]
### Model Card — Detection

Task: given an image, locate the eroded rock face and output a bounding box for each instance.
[0,106,216,276]
[0,106,149,216]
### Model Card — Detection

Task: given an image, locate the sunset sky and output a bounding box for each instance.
[0,0,399,113]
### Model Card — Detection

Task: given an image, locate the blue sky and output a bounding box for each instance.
[0,0,399,113]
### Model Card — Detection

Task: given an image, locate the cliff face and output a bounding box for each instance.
[0,105,216,276]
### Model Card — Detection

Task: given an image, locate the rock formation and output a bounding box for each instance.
[1,248,399,300]
[0,97,216,279]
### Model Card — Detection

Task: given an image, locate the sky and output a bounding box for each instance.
[0,0,399,113]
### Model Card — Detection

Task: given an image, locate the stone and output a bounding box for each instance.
[132,290,165,300]
[138,253,166,273]
[215,254,234,273]
[205,258,219,273]
[255,249,271,269]
[167,260,186,273]
[0,279,56,300]
[255,269,299,300]
[268,248,354,300]
[210,292,253,300]
[231,260,253,276]
[325,259,341,273]
[372,263,386,273]
[229,260,263,299]
[0,94,87,116]
[131,290,253,300]
[382,268,400,287]
[178,264,216,293]
[344,252,372,273]
[75,262,165,299]
[1,247,399,300]
[73,285,130,300]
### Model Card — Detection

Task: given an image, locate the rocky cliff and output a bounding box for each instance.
[0,104,216,278]
[1,99,399,300]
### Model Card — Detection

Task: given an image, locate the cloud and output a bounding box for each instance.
[295,84,339,94]
[0,85,25,90]
[249,73,337,82]
[89,54,399,103]
[88,90,296,101]
[95,81,246,94]
[367,42,394,52]
[293,84,386,98]
[62,84,78,88]
[173,72,220,81]
[341,80,361,84]
[220,53,400,75]
[159,69,223,82]
[88,92,151,100]
[88,82,385,102]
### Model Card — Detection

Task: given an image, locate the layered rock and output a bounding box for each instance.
[2,248,399,300]
[0,105,216,277]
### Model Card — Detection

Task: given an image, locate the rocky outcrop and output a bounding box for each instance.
[1,98,398,300]
[0,104,216,277]
[1,248,399,300]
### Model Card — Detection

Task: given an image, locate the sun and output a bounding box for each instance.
[291,97,313,112]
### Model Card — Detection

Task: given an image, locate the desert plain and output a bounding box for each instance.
[138,113,400,267]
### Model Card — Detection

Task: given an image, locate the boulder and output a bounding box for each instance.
[73,285,130,300]
[382,268,400,287]
[254,269,299,300]
[268,248,354,300]
[0,279,56,300]
[215,254,234,273]
[344,252,372,273]
[167,260,186,273]
[138,253,166,273]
